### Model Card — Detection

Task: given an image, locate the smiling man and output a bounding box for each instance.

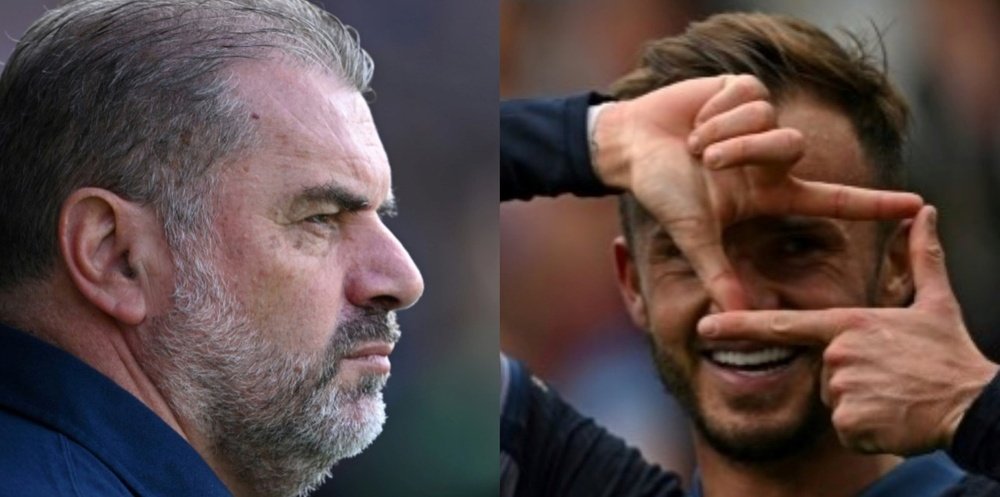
[611,13,996,497]
[0,1,422,496]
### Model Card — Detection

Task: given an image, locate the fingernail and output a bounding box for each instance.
[698,316,718,336]
[927,206,937,229]
[688,134,701,153]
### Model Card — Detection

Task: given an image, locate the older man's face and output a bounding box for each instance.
[213,62,423,387]
[616,92,909,462]
[140,61,423,496]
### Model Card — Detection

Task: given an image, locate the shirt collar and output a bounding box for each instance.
[0,325,231,497]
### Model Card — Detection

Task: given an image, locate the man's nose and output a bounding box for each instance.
[346,222,424,311]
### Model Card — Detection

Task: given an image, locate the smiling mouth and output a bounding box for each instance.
[702,346,804,373]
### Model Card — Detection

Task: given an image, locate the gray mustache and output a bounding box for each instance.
[315,311,400,387]
[332,311,401,357]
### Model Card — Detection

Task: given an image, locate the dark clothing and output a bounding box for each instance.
[689,452,999,497]
[0,325,231,497]
[500,357,685,497]
[500,354,1000,497]
[951,372,1000,483]
[500,93,613,201]
[500,94,684,497]
[498,94,1000,496]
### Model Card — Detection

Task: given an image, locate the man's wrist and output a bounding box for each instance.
[946,359,1000,448]
[588,101,629,191]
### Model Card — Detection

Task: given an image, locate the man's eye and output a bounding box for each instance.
[656,244,683,259]
[305,213,340,225]
[650,244,696,275]
[775,235,826,257]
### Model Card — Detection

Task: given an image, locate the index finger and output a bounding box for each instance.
[697,308,854,345]
[782,179,924,220]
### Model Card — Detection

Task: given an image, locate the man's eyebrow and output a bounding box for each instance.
[377,196,398,218]
[646,216,838,245]
[296,183,397,217]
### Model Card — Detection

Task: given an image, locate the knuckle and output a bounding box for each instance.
[749,101,776,128]
[698,120,719,141]
[832,408,860,432]
[841,311,870,330]
[732,136,749,161]
[826,375,849,397]
[731,75,768,99]
[767,312,792,332]
[730,78,755,101]
[784,130,805,158]
[925,243,946,263]
[823,342,850,365]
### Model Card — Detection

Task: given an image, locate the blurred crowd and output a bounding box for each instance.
[0,1,498,496]
[501,0,1000,486]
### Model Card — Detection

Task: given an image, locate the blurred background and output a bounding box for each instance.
[501,0,1000,488]
[0,1,497,495]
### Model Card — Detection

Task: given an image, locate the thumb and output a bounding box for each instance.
[910,205,954,307]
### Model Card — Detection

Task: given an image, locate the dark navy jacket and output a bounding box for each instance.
[0,326,231,497]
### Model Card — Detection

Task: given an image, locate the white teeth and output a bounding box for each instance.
[710,347,796,368]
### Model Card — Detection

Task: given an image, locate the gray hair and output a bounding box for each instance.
[0,0,374,289]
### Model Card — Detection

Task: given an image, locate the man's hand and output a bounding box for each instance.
[592,75,923,310]
[697,205,999,455]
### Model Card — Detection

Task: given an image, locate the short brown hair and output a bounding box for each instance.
[613,13,910,243]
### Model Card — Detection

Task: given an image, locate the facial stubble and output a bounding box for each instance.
[648,333,830,463]
[139,243,400,497]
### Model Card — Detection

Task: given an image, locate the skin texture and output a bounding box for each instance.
[208,60,422,362]
[700,205,1000,456]
[158,61,423,496]
[614,92,910,497]
[14,59,423,497]
[594,75,923,311]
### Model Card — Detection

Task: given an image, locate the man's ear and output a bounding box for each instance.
[876,221,914,307]
[59,188,166,326]
[613,235,649,330]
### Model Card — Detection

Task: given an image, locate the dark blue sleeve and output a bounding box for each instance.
[501,358,686,497]
[500,93,615,201]
[949,372,1000,482]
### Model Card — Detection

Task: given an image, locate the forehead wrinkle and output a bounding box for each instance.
[227,60,393,221]
[231,59,385,165]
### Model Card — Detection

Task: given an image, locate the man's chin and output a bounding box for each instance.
[320,390,387,460]
[692,396,830,463]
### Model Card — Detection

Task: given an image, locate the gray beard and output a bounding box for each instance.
[137,245,400,497]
